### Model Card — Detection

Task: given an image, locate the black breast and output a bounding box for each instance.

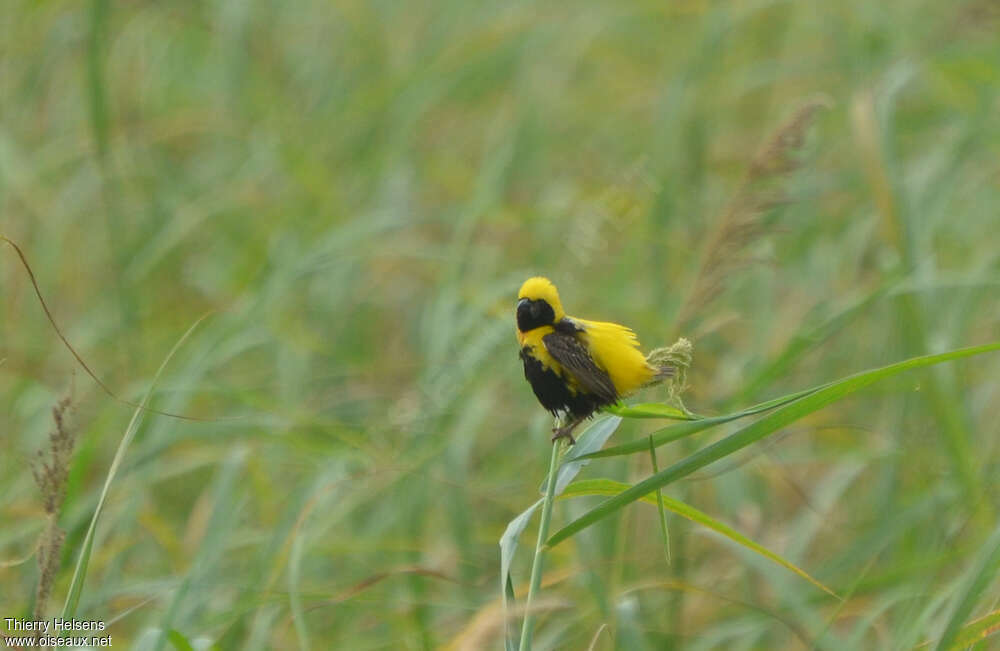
[520,346,606,420]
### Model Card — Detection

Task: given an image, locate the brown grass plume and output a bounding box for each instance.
[674,97,831,333]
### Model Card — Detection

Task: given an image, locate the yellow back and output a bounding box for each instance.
[573,318,654,396]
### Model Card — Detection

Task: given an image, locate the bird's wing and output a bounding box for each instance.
[542,331,618,402]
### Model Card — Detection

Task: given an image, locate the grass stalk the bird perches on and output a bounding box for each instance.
[518,438,562,651]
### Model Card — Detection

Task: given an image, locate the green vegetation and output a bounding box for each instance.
[2,1,999,649]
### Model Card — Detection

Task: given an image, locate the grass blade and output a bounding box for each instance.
[501,417,621,650]
[581,386,822,460]
[543,416,623,495]
[547,342,1000,548]
[931,609,1000,650]
[167,630,196,651]
[605,403,698,420]
[558,479,838,598]
[154,448,247,651]
[500,499,542,651]
[648,437,671,564]
[61,314,210,618]
[518,440,561,651]
[735,285,890,404]
[934,523,1000,650]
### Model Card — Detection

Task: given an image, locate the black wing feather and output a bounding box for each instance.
[542,331,618,403]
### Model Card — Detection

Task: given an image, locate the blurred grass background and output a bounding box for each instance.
[2,0,1000,648]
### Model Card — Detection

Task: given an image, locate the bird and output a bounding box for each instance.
[516,276,672,444]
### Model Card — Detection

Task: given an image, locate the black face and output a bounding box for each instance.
[517,298,556,332]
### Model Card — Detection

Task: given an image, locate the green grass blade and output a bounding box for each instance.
[542,416,623,495]
[500,498,542,651]
[580,385,823,460]
[288,485,317,651]
[647,437,671,565]
[934,609,1000,650]
[154,448,248,651]
[167,630,196,651]
[504,574,518,651]
[547,342,1000,548]
[518,441,562,651]
[558,479,838,598]
[934,523,1000,650]
[61,314,210,618]
[735,285,890,404]
[605,403,698,420]
[500,418,623,650]
[737,275,1000,409]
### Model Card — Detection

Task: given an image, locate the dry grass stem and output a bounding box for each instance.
[30,395,77,629]
[675,97,831,331]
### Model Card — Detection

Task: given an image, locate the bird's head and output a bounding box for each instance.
[517,276,565,332]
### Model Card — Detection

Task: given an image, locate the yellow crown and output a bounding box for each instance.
[518,276,564,319]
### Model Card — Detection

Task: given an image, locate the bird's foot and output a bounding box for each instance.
[551,420,581,446]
